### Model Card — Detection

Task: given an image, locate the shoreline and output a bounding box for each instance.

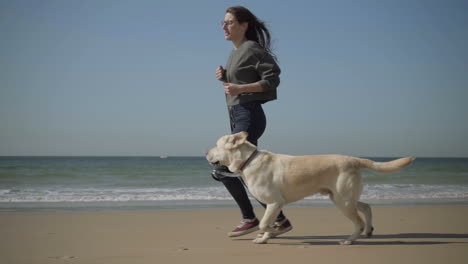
[2,199,468,214]
[1,206,468,264]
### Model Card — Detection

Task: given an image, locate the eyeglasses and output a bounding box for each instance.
[221,20,237,26]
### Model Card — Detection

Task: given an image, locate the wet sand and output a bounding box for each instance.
[1,206,468,264]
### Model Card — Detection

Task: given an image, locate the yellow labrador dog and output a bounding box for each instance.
[206,132,415,245]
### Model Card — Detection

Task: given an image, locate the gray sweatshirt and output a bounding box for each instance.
[224,40,281,106]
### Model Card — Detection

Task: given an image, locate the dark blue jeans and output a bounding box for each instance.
[216,101,286,222]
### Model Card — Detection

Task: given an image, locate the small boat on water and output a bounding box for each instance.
[159,156,168,159]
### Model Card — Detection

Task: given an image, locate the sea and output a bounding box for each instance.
[1,156,467,213]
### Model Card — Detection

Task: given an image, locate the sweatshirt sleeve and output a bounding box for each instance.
[254,50,281,92]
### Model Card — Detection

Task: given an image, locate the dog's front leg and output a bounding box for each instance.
[253,203,282,244]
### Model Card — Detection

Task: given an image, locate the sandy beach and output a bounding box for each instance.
[1,206,467,264]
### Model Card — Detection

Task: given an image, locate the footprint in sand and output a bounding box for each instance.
[177,247,189,251]
[48,256,76,260]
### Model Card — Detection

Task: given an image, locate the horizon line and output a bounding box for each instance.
[1,155,467,159]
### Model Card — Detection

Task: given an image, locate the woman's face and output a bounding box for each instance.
[222,12,247,42]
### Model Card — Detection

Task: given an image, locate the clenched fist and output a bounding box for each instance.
[215,65,226,82]
[223,83,242,96]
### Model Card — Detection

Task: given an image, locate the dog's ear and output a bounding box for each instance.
[225,132,248,150]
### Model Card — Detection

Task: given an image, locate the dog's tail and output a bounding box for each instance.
[357,157,415,174]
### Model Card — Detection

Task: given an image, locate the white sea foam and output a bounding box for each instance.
[1,184,468,203]
[0,187,232,202]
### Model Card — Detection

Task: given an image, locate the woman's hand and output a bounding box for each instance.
[223,83,242,96]
[224,82,264,96]
[215,66,225,82]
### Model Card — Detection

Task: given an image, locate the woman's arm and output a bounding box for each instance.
[223,82,263,96]
[223,45,280,96]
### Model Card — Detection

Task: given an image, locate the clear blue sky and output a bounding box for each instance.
[1,0,467,157]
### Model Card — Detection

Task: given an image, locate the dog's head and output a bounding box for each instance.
[206,132,255,172]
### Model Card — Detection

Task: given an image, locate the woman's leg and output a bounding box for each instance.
[223,102,286,222]
[219,176,255,219]
[217,103,259,221]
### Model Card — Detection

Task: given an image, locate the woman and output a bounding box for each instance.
[212,6,293,238]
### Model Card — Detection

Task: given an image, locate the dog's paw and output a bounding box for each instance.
[339,239,354,245]
[253,238,268,244]
[364,227,375,238]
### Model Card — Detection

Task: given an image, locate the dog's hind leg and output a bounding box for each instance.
[357,201,374,237]
[333,197,365,245]
[253,203,283,244]
[331,172,366,245]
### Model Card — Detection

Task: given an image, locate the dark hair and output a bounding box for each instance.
[226,6,276,59]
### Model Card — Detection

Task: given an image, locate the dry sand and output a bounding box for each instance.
[1,206,468,264]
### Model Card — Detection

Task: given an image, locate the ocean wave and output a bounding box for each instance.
[0,187,232,202]
[361,184,468,200]
[1,184,468,203]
